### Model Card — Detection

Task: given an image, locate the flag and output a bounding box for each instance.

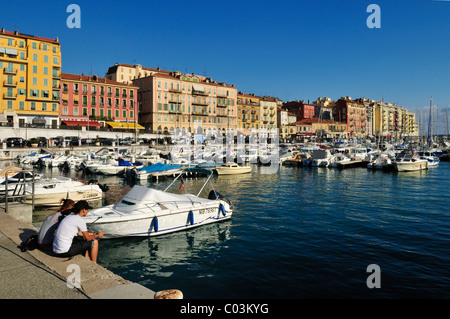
[179,176,185,190]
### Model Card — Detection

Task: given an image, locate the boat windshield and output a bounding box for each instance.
[121,199,136,205]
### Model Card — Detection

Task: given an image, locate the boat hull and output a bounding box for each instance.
[394,160,428,172]
[22,183,103,206]
[84,202,232,238]
[215,166,252,175]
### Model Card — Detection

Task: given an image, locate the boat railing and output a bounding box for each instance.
[144,199,210,212]
[1,169,35,213]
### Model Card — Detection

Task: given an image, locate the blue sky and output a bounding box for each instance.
[2,0,449,120]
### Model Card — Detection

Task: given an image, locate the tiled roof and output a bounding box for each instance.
[61,73,138,88]
[0,29,59,44]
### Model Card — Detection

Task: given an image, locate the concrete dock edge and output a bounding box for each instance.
[0,210,156,299]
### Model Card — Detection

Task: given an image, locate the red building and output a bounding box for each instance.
[282,101,315,121]
[60,73,139,129]
[335,97,366,137]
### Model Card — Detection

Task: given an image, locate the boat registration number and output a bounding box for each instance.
[82,191,98,199]
[199,207,215,215]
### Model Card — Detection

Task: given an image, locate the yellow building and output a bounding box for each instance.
[373,102,418,137]
[260,96,278,130]
[237,92,260,131]
[0,29,61,127]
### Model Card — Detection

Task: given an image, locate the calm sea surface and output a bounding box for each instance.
[5,160,450,298]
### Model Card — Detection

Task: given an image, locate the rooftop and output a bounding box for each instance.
[0,28,59,44]
[61,73,139,88]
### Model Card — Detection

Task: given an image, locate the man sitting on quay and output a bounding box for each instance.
[52,200,106,263]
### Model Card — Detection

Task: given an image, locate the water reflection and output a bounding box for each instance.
[98,221,232,277]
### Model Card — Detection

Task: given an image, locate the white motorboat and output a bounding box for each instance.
[22,176,106,206]
[394,152,428,172]
[96,158,143,176]
[83,168,233,238]
[134,163,183,180]
[0,167,42,195]
[311,149,333,167]
[367,153,393,170]
[418,151,439,167]
[328,153,351,168]
[214,163,252,175]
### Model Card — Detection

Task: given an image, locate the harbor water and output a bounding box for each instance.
[5,160,450,298]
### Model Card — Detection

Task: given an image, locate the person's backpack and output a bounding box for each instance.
[18,235,38,252]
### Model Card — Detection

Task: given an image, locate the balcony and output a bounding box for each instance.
[169,88,182,93]
[3,68,17,75]
[169,107,182,114]
[217,98,229,108]
[192,89,208,96]
[192,110,208,116]
[3,81,17,87]
[192,101,208,106]
[3,93,17,99]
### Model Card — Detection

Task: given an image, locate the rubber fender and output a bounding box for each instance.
[153,217,158,232]
[219,204,226,216]
[188,211,194,225]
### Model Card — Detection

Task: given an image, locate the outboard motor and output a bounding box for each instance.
[99,184,109,192]
[88,179,99,185]
[208,190,224,200]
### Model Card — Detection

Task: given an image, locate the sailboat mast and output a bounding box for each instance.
[427,97,432,148]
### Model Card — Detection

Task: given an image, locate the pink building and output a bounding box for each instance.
[60,73,139,129]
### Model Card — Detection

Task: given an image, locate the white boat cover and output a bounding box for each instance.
[115,185,212,211]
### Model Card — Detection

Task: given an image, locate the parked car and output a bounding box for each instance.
[118,139,132,146]
[37,137,48,147]
[98,138,113,146]
[6,137,26,147]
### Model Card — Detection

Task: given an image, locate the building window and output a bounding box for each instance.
[32,65,38,74]
[19,101,25,110]
[42,102,47,111]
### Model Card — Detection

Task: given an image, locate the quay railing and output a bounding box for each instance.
[1,169,35,213]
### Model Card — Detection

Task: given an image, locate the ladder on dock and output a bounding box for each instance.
[1,169,35,213]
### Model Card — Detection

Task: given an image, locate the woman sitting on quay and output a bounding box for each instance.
[52,200,106,263]
[37,199,75,250]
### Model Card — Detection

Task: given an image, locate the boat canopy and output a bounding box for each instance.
[115,185,211,210]
[138,162,182,173]
[182,167,213,175]
[118,158,132,166]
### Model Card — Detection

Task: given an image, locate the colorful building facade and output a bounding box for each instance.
[260,96,278,130]
[335,97,366,137]
[131,69,237,135]
[0,29,61,127]
[60,73,139,129]
[237,92,260,131]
